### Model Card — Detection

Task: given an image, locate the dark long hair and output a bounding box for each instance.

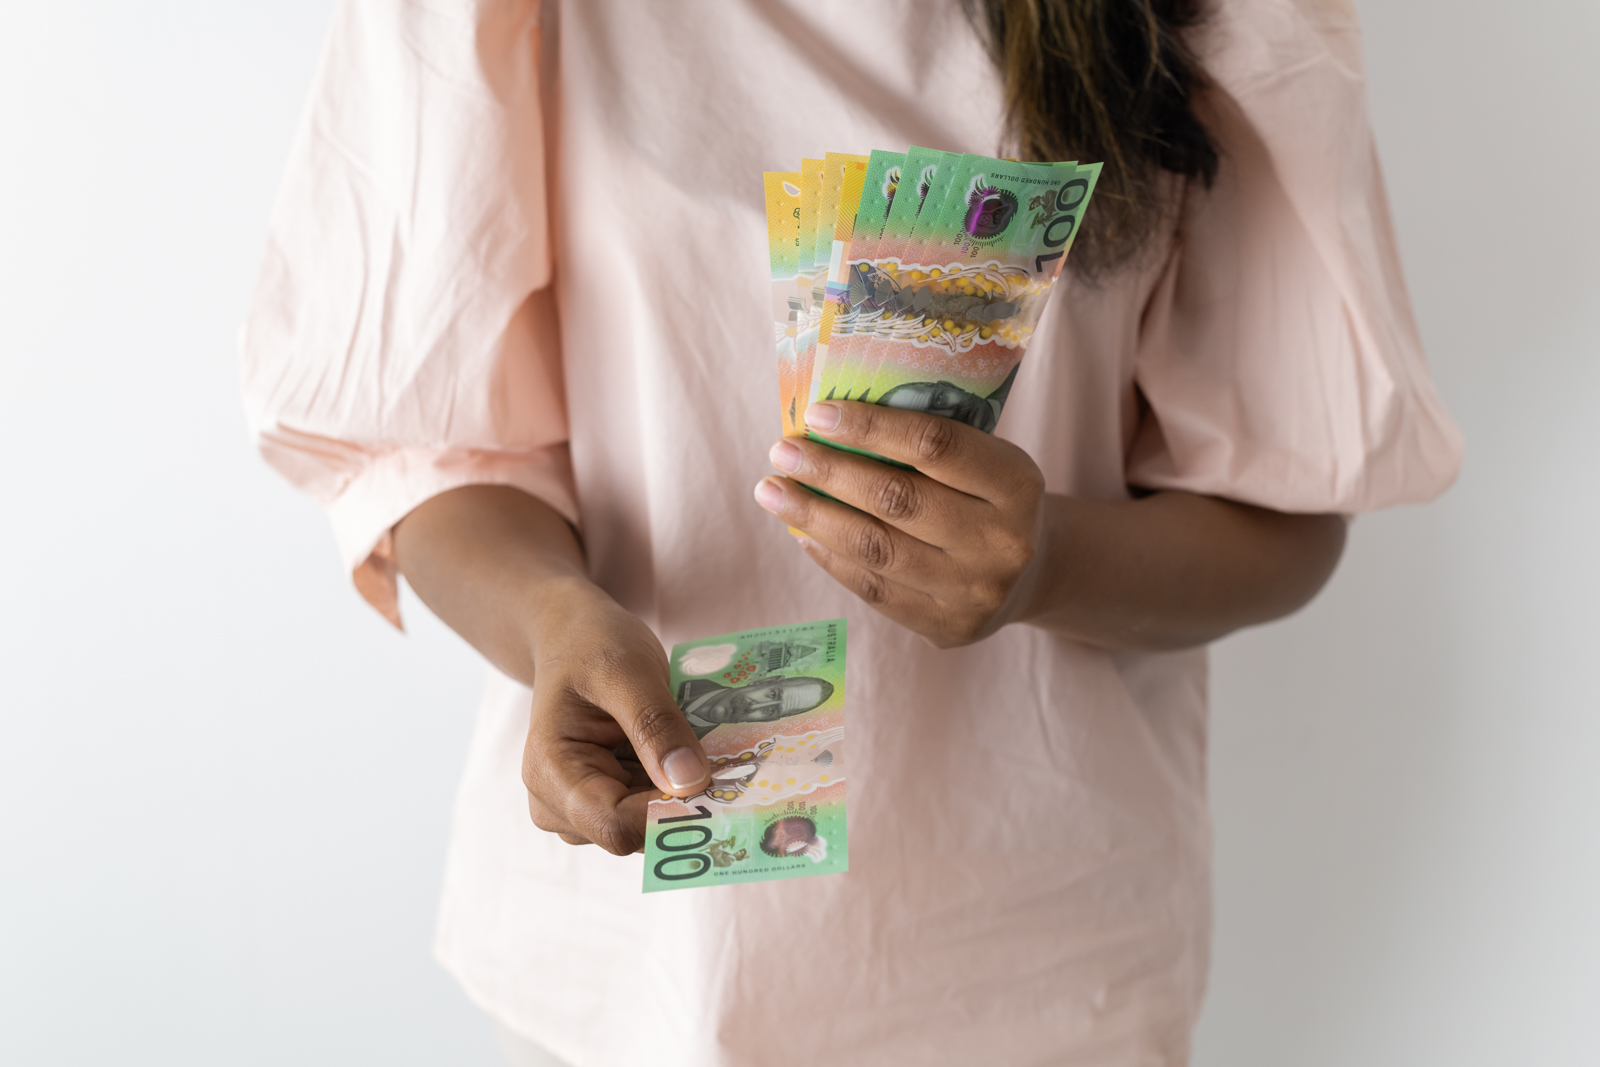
[967,0,1219,277]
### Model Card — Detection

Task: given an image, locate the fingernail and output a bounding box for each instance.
[662,747,706,790]
[754,478,785,513]
[769,439,802,474]
[793,535,812,549]
[805,403,841,432]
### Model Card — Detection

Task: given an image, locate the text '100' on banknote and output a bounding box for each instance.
[642,618,848,892]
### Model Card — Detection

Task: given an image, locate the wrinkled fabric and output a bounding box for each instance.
[241,1,1461,1064]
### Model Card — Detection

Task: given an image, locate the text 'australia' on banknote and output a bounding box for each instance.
[642,618,848,892]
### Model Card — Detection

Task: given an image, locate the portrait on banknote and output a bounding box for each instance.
[676,674,835,739]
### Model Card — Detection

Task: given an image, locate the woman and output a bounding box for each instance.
[242,1,1460,1063]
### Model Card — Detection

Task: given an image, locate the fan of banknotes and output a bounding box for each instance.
[764,148,1100,444]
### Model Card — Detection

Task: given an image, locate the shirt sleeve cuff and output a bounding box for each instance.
[323,444,579,629]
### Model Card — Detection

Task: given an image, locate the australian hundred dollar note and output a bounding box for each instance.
[643,618,848,892]
[809,146,967,414]
[810,148,909,429]
[819,156,1102,442]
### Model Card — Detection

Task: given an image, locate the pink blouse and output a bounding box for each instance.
[242,1,1460,1063]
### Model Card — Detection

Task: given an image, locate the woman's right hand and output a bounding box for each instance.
[392,485,710,857]
[521,579,711,854]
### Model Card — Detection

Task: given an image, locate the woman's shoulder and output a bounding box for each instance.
[1196,0,1365,82]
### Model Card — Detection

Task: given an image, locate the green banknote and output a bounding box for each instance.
[815,146,951,413]
[642,618,848,892]
[812,149,905,421]
[854,157,1101,435]
[760,148,1099,480]
[791,151,1099,441]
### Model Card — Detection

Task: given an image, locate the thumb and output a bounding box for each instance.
[598,661,710,797]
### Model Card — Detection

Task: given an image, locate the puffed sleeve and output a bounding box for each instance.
[1126,0,1462,511]
[241,0,573,627]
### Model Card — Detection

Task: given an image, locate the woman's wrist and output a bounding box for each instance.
[394,485,605,685]
[1008,493,1086,631]
[521,572,613,655]
[1014,490,1348,651]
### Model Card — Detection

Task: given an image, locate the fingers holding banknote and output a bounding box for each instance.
[522,587,711,853]
[754,400,1048,648]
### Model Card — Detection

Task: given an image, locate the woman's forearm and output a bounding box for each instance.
[394,485,715,850]
[392,481,1344,674]
[1021,491,1348,651]
[390,485,598,687]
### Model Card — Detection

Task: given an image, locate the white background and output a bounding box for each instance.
[1,2,1594,1064]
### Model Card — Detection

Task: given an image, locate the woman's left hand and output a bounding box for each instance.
[754,400,1049,649]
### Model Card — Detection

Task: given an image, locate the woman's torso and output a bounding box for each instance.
[435,4,1209,1064]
